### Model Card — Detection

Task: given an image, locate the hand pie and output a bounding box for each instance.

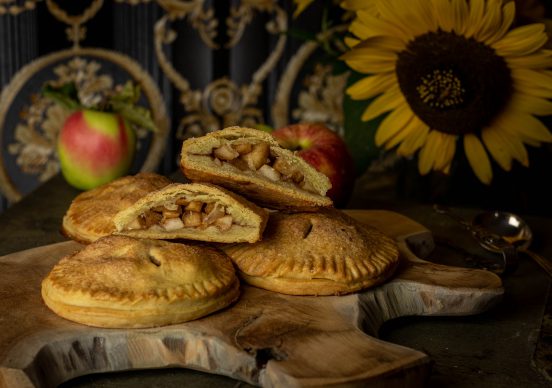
[41,236,240,328]
[113,183,268,243]
[180,126,332,210]
[223,209,400,296]
[62,173,172,244]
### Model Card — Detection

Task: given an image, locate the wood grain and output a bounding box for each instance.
[0,210,503,388]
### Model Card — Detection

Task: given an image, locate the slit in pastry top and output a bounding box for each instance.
[113,183,269,243]
[180,126,333,210]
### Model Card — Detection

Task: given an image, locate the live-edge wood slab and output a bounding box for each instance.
[0,210,503,388]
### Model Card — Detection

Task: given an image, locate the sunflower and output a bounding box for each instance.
[341,0,552,184]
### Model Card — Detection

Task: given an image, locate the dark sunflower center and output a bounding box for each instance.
[396,31,512,135]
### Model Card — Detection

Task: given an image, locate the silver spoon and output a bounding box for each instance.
[433,205,518,274]
[472,211,552,278]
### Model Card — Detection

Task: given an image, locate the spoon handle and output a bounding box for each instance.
[524,250,552,278]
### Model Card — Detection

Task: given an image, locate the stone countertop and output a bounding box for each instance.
[0,174,551,387]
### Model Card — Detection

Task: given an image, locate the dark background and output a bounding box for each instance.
[1,0,551,217]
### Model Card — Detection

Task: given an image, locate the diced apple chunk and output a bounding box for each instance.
[258,164,281,182]
[214,215,233,231]
[182,211,202,227]
[242,142,269,170]
[204,202,216,215]
[203,204,225,225]
[214,143,239,161]
[232,141,252,155]
[228,158,249,171]
[162,217,184,231]
[140,211,162,228]
[185,201,203,212]
[126,218,142,230]
[162,209,181,219]
[175,198,189,206]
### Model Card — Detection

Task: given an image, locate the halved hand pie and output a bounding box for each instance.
[41,236,240,328]
[62,173,172,244]
[113,182,268,243]
[223,209,400,296]
[180,126,332,210]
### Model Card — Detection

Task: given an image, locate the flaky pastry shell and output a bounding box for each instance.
[113,182,268,243]
[180,126,332,210]
[223,209,400,296]
[41,236,240,328]
[61,173,172,244]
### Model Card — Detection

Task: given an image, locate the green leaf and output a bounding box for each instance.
[255,123,274,133]
[110,81,141,105]
[342,71,386,176]
[284,27,317,43]
[111,100,158,132]
[42,83,81,110]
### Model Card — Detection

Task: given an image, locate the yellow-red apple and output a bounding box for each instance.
[272,123,355,206]
[57,109,136,190]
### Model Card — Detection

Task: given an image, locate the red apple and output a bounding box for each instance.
[57,109,136,190]
[272,123,355,206]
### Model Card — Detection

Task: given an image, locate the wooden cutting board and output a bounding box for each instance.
[0,210,503,388]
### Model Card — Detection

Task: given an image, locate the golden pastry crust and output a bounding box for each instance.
[113,183,269,243]
[180,126,333,210]
[41,236,240,328]
[61,173,172,244]
[223,209,400,295]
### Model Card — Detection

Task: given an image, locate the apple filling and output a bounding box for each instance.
[124,199,234,233]
[210,140,316,193]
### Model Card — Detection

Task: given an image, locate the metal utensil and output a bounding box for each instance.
[433,205,518,274]
[472,211,552,278]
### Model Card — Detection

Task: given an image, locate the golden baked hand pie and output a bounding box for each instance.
[41,236,240,328]
[180,126,332,210]
[62,173,172,244]
[113,182,268,243]
[223,209,400,296]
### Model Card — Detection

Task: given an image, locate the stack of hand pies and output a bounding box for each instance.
[42,126,399,329]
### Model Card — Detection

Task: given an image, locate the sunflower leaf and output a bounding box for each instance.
[342,71,382,176]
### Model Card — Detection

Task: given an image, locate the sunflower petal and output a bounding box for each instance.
[500,130,530,167]
[509,93,552,116]
[465,0,485,38]
[506,49,552,69]
[341,0,378,12]
[360,84,405,121]
[496,111,552,143]
[344,36,361,48]
[374,1,417,39]
[511,68,552,98]
[375,104,414,146]
[434,133,457,171]
[340,47,398,62]
[464,134,492,184]
[375,0,429,38]
[485,1,515,45]
[492,24,548,57]
[451,0,469,35]
[351,35,406,52]
[481,126,513,171]
[474,0,503,43]
[343,59,397,74]
[385,113,424,149]
[433,0,455,33]
[418,130,442,175]
[347,73,397,100]
[293,0,315,18]
[397,118,430,156]
[413,0,439,32]
[351,10,411,42]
